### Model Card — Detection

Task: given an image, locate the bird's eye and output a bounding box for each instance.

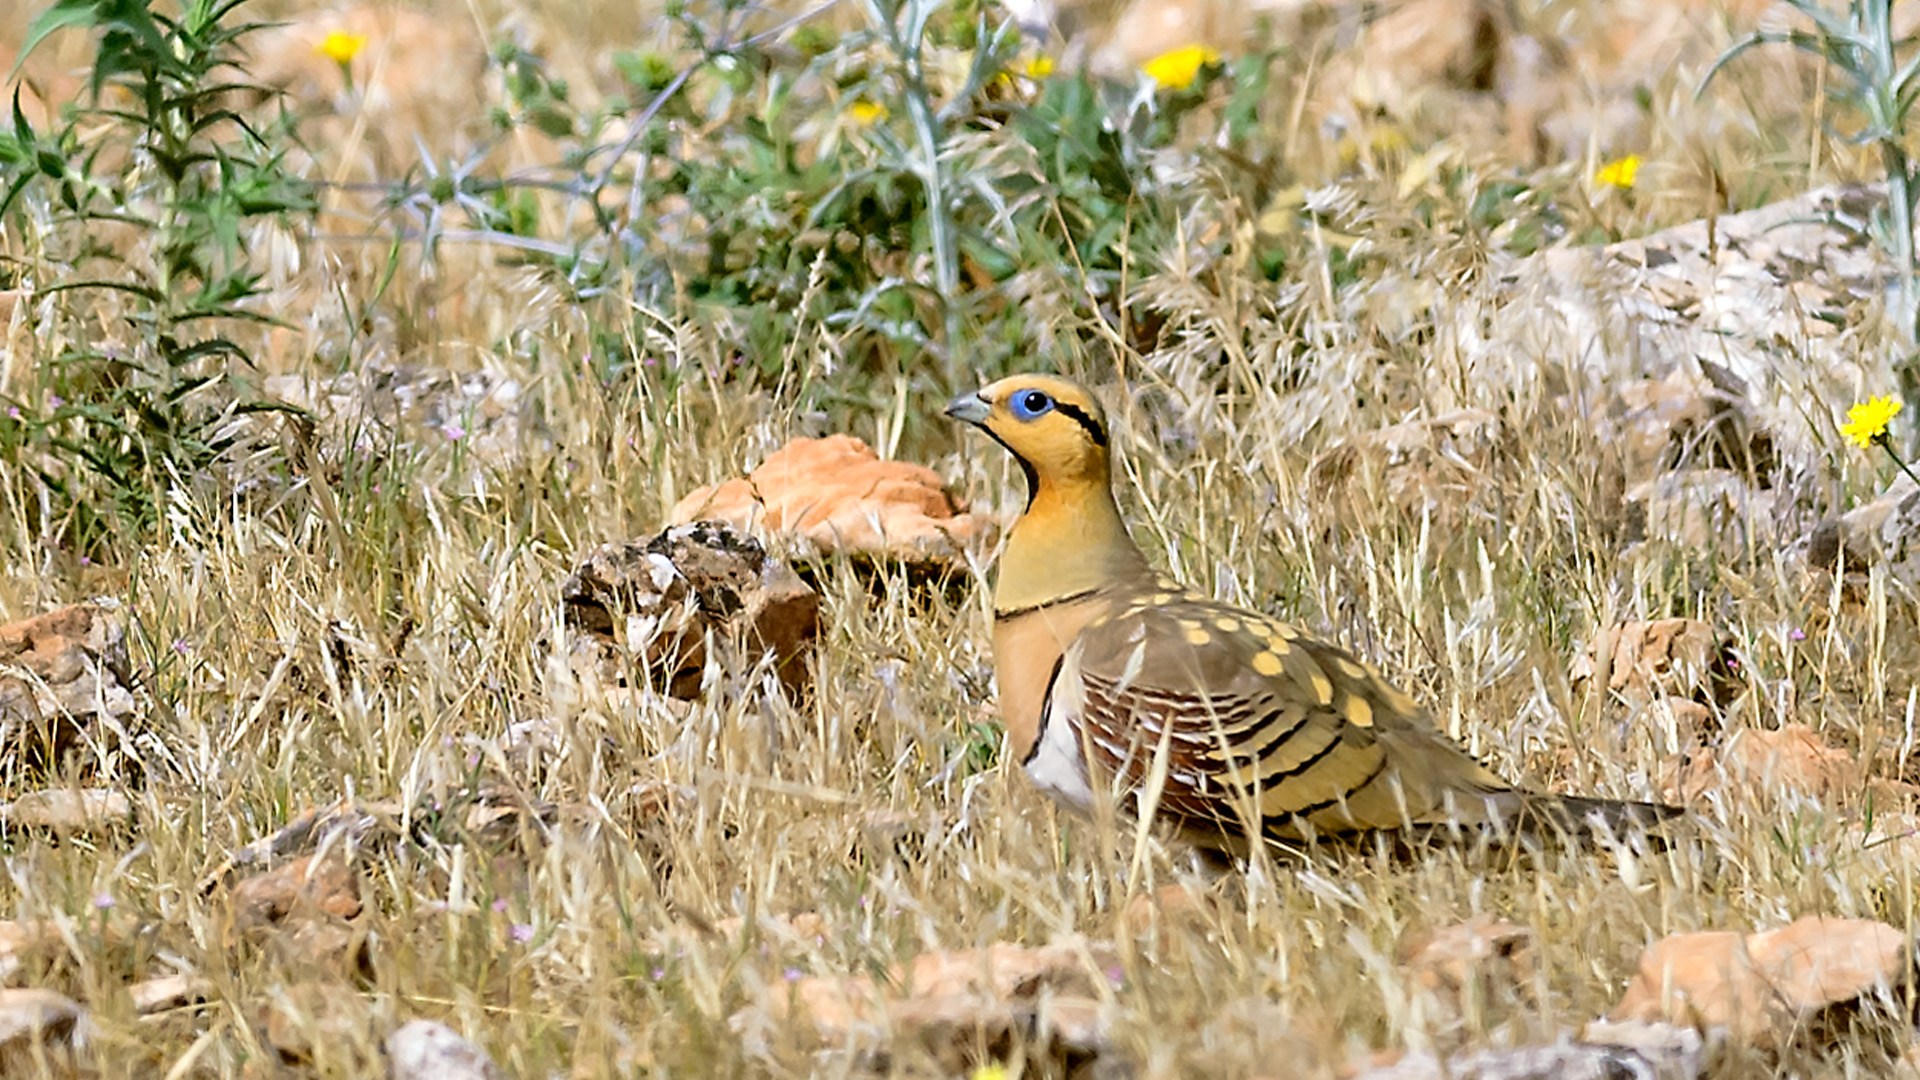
[1010,389,1055,420]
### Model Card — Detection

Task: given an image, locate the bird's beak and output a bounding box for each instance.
[945,390,991,426]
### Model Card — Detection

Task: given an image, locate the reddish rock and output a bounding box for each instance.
[1613,916,1911,1050]
[1399,914,1536,999]
[1121,882,1219,937]
[1571,618,1736,707]
[1667,723,1920,807]
[231,852,364,929]
[0,603,135,761]
[671,435,986,564]
[258,981,379,1070]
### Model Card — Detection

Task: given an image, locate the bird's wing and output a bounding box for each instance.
[1050,592,1516,844]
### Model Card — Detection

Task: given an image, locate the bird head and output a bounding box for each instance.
[946,374,1111,490]
[948,372,1148,630]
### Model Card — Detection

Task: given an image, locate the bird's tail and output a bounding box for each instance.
[1511,792,1685,840]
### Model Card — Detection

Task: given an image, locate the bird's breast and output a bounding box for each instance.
[991,592,1116,760]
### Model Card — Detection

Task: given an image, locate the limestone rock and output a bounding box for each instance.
[1625,469,1775,552]
[203,790,593,898]
[0,916,138,983]
[1479,185,1892,474]
[129,974,211,1015]
[387,1019,507,1080]
[1309,409,1502,528]
[0,788,132,831]
[1600,368,1776,509]
[1802,476,1920,588]
[0,987,88,1074]
[1354,1025,1703,1080]
[1359,0,1503,100]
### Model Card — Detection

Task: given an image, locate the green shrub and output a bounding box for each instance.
[2,0,314,549]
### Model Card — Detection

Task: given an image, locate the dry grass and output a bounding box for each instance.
[2,0,1919,1077]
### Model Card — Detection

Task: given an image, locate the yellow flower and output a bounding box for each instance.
[1594,154,1642,190]
[316,30,367,65]
[996,55,1055,92]
[1840,395,1903,448]
[1142,44,1219,91]
[968,1065,1010,1080]
[849,100,888,125]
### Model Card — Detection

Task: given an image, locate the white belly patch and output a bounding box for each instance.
[1023,651,1094,812]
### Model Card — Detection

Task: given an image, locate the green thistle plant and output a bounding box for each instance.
[1,0,314,548]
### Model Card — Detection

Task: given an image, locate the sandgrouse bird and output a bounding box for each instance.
[948,374,1679,851]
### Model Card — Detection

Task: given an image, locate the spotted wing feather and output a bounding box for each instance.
[1060,592,1517,845]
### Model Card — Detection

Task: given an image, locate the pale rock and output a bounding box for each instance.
[386,1019,506,1080]
[0,788,132,831]
[0,987,88,1073]
[1803,476,1920,587]
[129,974,211,1015]
[1356,1018,1705,1080]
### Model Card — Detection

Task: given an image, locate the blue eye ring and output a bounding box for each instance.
[1009,389,1055,420]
